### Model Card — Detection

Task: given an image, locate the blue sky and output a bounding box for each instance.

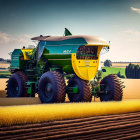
[0,0,140,62]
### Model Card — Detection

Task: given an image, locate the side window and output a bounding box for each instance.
[38,41,46,59]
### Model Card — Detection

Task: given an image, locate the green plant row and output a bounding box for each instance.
[0,71,10,78]
[125,63,140,79]
[102,67,126,78]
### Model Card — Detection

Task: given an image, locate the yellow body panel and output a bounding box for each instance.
[21,49,33,60]
[72,46,103,81]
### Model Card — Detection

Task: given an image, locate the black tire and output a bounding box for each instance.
[99,74,123,101]
[6,71,27,97]
[38,71,66,103]
[67,77,92,102]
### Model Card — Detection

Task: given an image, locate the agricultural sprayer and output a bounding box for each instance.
[6,28,123,103]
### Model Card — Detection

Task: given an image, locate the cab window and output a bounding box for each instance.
[76,46,98,60]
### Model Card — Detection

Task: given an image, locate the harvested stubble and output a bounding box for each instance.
[0,62,10,69]
[0,99,140,127]
[0,79,140,101]
[0,97,41,106]
[0,78,7,91]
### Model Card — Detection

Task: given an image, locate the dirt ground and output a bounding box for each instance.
[1,111,140,139]
[0,78,139,105]
[0,79,7,98]
[122,79,140,99]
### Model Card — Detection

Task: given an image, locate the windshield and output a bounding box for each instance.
[76,46,98,60]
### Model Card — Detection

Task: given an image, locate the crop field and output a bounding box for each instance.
[101,62,140,68]
[0,100,140,139]
[112,62,140,68]
[0,62,10,69]
[122,79,140,99]
[0,111,140,140]
[0,78,140,101]
[0,62,139,79]
[0,62,10,78]
[102,67,125,78]
[0,62,140,139]
[0,78,140,102]
[0,71,10,78]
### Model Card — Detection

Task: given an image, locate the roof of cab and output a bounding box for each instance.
[31,35,109,46]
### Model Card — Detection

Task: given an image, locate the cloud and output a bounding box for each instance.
[0,32,10,44]
[0,32,35,59]
[123,30,140,35]
[101,29,140,62]
[130,7,140,13]
[0,32,34,45]
[122,30,140,42]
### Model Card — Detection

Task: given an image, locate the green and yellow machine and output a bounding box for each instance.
[6,28,123,103]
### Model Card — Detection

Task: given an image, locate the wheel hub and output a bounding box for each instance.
[45,83,52,93]
[16,86,19,91]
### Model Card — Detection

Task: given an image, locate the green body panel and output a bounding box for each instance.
[26,81,37,95]
[67,86,79,94]
[48,60,73,73]
[10,49,24,70]
[39,38,87,73]
[9,35,99,96]
[45,38,86,48]
[43,50,73,73]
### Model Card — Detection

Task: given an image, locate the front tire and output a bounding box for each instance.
[67,77,92,102]
[99,74,123,101]
[6,71,27,97]
[38,71,66,103]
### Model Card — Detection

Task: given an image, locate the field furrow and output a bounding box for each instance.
[0,111,140,140]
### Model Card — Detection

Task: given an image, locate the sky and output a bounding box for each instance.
[0,0,140,62]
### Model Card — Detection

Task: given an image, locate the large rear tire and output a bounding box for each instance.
[99,74,123,101]
[38,71,66,103]
[6,71,27,97]
[67,77,92,102]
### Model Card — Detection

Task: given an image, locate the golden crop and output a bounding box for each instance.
[0,99,140,126]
